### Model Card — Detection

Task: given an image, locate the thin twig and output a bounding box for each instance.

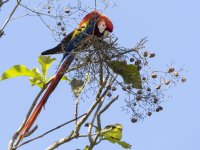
[75,97,79,127]
[14,113,86,149]
[97,95,119,129]
[0,0,22,38]
[46,81,108,149]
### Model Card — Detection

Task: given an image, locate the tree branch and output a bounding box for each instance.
[14,113,86,149]
[0,0,22,38]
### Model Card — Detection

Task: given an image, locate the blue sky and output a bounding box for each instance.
[0,0,200,150]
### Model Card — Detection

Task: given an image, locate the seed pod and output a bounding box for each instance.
[47,10,50,14]
[168,67,175,73]
[130,58,135,62]
[143,51,148,57]
[149,53,155,58]
[85,123,89,127]
[64,9,70,13]
[151,73,157,78]
[147,112,152,116]
[147,87,151,91]
[153,98,158,103]
[181,77,186,83]
[107,85,111,90]
[159,106,163,111]
[61,27,65,31]
[156,107,160,112]
[131,118,137,123]
[136,95,142,101]
[156,85,161,90]
[111,86,117,91]
[63,32,66,36]
[137,89,143,94]
[165,80,170,85]
[174,72,179,77]
[142,77,147,81]
[107,92,112,97]
[57,22,61,26]
[156,106,163,112]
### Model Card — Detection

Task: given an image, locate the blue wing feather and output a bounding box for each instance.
[61,18,96,62]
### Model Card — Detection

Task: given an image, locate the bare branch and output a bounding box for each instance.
[14,113,86,149]
[0,0,22,38]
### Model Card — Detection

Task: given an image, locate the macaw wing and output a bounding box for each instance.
[61,18,96,61]
[41,30,75,55]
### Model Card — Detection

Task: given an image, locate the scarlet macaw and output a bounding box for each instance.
[18,11,113,139]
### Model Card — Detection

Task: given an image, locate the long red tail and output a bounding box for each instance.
[18,55,74,139]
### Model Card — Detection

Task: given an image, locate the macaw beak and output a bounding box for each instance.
[103,30,110,38]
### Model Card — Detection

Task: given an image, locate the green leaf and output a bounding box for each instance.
[61,76,70,82]
[37,55,56,78]
[117,141,132,149]
[108,61,142,89]
[101,124,122,143]
[70,75,89,98]
[100,124,132,149]
[28,68,43,88]
[70,78,85,98]
[0,65,40,80]
[83,145,89,150]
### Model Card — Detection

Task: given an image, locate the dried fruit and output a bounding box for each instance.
[149,53,155,58]
[131,117,137,123]
[147,112,152,116]
[147,87,151,91]
[130,58,135,62]
[137,89,143,94]
[64,9,70,13]
[143,51,148,57]
[85,123,89,127]
[61,27,65,31]
[57,22,61,26]
[165,80,170,85]
[142,77,147,81]
[151,73,157,78]
[156,106,163,112]
[153,98,158,103]
[107,85,111,90]
[181,77,186,83]
[136,95,142,101]
[156,85,161,90]
[63,32,66,36]
[111,86,117,91]
[174,72,179,77]
[107,92,112,97]
[168,67,175,73]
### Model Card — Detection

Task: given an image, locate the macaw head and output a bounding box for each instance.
[79,11,114,38]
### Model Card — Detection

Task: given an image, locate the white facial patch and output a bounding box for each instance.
[98,21,106,33]
[103,30,110,38]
